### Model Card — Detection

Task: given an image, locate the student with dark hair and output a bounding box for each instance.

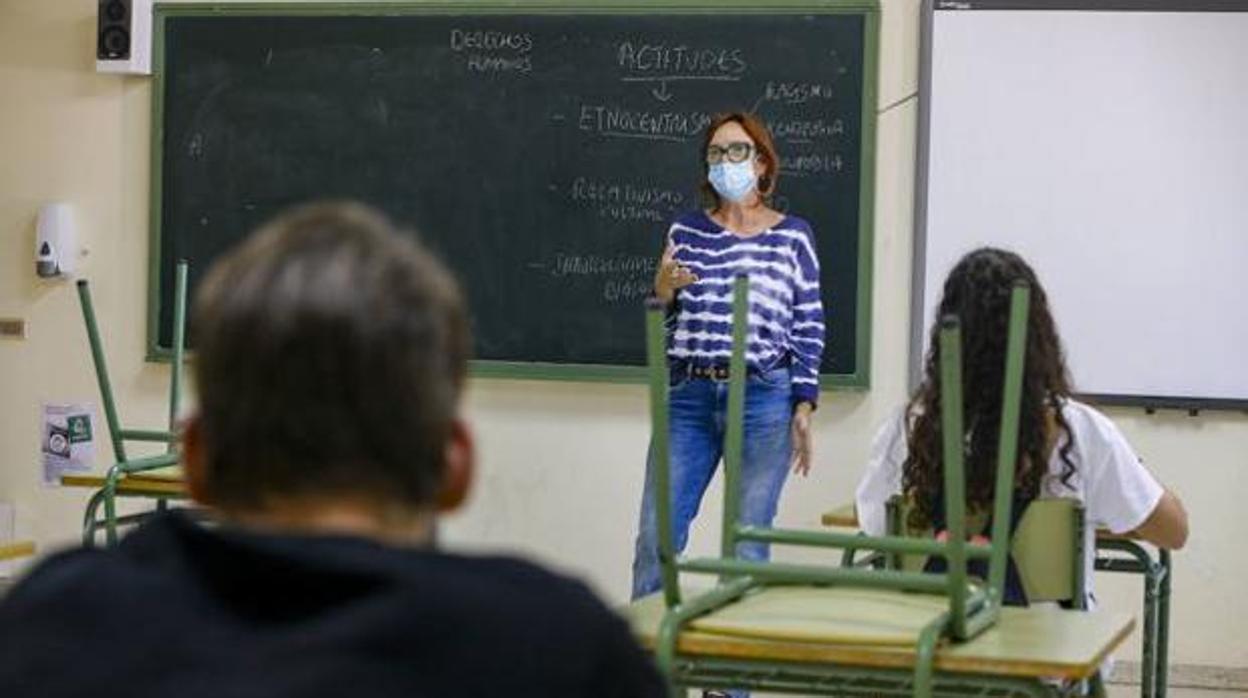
[0,202,665,697]
[856,247,1187,607]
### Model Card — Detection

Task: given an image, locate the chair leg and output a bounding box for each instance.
[912,614,948,698]
[104,482,119,546]
[81,488,106,548]
[1088,670,1108,698]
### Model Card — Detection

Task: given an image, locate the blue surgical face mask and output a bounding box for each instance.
[708,160,758,202]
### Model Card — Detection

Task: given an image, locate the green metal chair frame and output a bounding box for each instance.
[1096,540,1171,698]
[643,275,1042,697]
[76,261,189,547]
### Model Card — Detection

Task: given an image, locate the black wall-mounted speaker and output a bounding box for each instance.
[97,0,132,60]
[96,0,150,74]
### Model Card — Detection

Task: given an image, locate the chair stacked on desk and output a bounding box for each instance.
[74,261,190,546]
[624,275,1129,697]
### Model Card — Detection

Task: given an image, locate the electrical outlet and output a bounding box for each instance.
[0,318,27,339]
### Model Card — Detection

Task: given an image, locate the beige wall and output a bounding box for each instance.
[1,0,1244,668]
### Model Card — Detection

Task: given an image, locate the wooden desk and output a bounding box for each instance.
[822,503,1173,697]
[625,588,1134,693]
[0,541,35,562]
[821,502,858,528]
[61,469,188,546]
[61,469,187,497]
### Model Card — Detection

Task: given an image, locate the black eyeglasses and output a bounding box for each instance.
[706,141,755,165]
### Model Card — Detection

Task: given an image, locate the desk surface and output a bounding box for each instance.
[624,589,1134,680]
[822,503,1138,542]
[61,467,186,497]
[0,541,35,562]
[821,502,859,528]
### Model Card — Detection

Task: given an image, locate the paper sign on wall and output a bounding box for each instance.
[42,403,96,485]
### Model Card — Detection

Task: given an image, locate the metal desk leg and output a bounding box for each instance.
[1095,539,1163,698]
[1156,549,1172,698]
[1142,562,1159,698]
[81,488,106,548]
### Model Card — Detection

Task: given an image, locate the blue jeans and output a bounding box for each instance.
[631,366,794,600]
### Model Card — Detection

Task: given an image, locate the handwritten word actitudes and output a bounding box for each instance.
[450,28,534,74]
[617,41,747,76]
[770,118,845,142]
[764,81,835,104]
[579,104,712,141]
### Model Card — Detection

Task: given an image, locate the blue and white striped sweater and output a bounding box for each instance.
[666,210,826,405]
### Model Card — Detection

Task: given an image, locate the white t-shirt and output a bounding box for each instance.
[855,398,1164,603]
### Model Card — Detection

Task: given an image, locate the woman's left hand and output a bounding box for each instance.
[790,402,814,476]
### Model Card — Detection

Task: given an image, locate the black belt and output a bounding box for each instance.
[687,364,732,381]
[677,361,787,382]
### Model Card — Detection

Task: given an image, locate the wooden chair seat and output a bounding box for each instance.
[689,586,951,646]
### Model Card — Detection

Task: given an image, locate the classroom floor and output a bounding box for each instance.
[749,688,1248,697]
[1108,688,1247,697]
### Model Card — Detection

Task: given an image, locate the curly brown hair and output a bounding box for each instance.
[904,248,1077,531]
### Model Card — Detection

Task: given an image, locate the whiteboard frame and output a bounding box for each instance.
[911,0,1248,412]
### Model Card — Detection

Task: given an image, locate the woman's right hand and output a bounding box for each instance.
[654,244,698,304]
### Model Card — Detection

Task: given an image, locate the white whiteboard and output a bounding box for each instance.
[915,5,1248,407]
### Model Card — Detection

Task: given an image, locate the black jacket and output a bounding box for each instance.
[0,512,665,697]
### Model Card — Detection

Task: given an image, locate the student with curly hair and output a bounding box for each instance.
[856,247,1187,606]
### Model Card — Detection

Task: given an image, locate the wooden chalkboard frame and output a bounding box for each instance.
[148,0,879,390]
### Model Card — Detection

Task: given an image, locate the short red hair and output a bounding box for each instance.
[699,111,780,208]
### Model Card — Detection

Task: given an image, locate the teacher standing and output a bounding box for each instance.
[631,111,826,599]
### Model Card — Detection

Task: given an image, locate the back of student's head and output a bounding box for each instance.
[905,247,1075,529]
[189,201,470,515]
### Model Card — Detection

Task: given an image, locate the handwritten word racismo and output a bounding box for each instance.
[449,29,534,53]
[617,42,746,75]
[764,81,835,104]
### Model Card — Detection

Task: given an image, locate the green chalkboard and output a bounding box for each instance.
[150,1,879,387]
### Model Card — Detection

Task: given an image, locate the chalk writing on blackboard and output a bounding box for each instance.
[450,28,534,74]
[578,104,712,142]
[616,41,747,75]
[763,81,836,104]
[617,40,747,101]
[779,152,845,177]
[568,177,686,222]
[770,118,847,144]
[527,253,658,303]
